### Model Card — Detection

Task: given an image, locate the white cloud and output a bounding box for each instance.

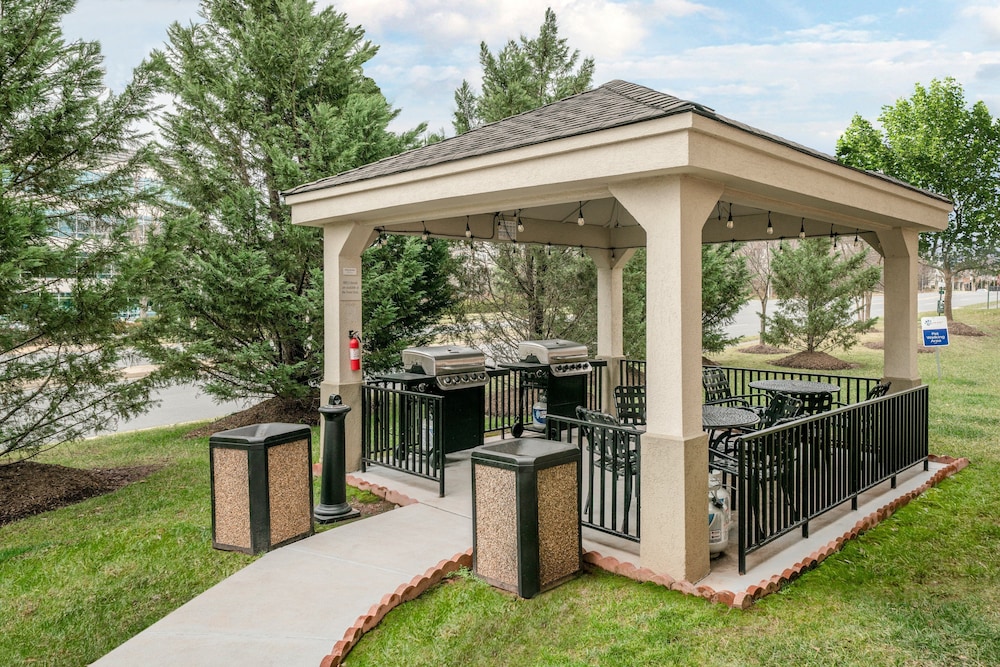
[961,4,1000,41]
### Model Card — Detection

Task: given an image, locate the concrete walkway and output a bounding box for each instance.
[93,445,958,666]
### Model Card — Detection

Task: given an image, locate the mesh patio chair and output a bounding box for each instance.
[702,367,767,411]
[576,406,640,531]
[614,385,646,426]
[834,381,891,408]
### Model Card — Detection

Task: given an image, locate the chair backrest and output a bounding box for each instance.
[759,392,803,429]
[576,406,638,478]
[702,367,732,404]
[866,381,891,400]
[799,391,832,415]
[614,385,646,426]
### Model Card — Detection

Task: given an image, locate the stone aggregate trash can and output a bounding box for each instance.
[471,438,581,598]
[209,423,313,554]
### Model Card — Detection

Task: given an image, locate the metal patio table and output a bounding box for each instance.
[702,404,760,450]
[748,379,840,415]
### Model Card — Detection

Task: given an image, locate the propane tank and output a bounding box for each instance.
[708,471,731,557]
[531,391,548,428]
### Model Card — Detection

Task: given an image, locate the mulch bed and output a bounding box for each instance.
[0,460,161,526]
[771,350,858,370]
[738,344,790,355]
[184,396,320,439]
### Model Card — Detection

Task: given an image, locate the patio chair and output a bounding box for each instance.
[708,402,805,541]
[702,367,767,411]
[712,392,803,455]
[614,385,646,426]
[833,381,891,408]
[576,406,640,531]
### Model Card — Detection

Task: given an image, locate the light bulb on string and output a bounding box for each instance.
[854,230,860,247]
[799,218,806,239]
[727,203,734,229]
[516,210,524,233]
[421,222,429,242]
[577,201,585,226]
[766,211,773,235]
[465,218,472,238]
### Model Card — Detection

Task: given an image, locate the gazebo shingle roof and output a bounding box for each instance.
[284,80,714,195]
[284,79,949,204]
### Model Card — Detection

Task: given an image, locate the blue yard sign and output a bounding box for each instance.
[921,316,949,347]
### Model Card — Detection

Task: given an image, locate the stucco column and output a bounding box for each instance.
[321,223,374,471]
[878,227,922,391]
[610,176,722,582]
[589,247,637,414]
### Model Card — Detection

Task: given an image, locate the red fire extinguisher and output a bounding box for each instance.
[348,331,361,372]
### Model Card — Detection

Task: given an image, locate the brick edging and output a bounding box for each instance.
[318,549,473,667]
[584,455,969,609]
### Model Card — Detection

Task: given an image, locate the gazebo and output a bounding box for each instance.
[283,80,951,582]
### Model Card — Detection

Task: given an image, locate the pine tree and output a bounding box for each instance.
[139,0,446,406]
[764,239,881,355]
[449,9,598,355]
[0,0,158,459]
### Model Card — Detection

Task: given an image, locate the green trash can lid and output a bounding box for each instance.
[209,422,312,446]
[472,438,578,469]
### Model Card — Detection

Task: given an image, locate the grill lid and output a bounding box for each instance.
[517,339,589,365]
[401,345,486,377]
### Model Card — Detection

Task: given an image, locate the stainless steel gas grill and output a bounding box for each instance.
[502,339,593,437]
[378,345,488,457]
[399,345,490,392]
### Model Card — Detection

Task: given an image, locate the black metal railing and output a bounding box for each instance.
[492,360,607,438]
[730,385,929,573]
[714,366,880,406]
[361,383,445,497]
[547,413,641,542]
[620,358,646,387]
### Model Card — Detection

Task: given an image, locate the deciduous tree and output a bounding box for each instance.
[836,78,1000,322]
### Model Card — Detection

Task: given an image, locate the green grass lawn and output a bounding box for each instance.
[0,424,381,666]
[3,306,1000,666]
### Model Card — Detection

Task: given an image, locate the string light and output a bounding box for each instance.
[516,210,524,233]
[766,211,773,235]
[577,201,585,226]
[799,218,806,239]
[727,203,734,230]
[854,229,860,247]
[421,222,429,242]
[465,218,472,238]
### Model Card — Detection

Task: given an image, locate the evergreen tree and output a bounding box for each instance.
[763,239,881,354]
[619,245,751,358]
[701,244,752,354]
[450,9,597,355]
[139,0,443,406]
[0,0,158,459]
[836,78,1000,322]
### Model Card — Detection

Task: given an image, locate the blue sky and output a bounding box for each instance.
[63,0,1000,154]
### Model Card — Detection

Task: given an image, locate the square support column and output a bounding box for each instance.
[878,227,922,391]
[321,223,374,471]
[590,247,636,414]
[611,176,722,582]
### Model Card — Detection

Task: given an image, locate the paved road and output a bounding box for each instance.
[96,382,253,436]
[725,289,994,340]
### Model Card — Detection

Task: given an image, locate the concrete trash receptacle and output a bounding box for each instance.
[471,438,581,598]
[209,423,313,554]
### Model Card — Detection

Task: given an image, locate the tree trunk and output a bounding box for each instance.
[942,266,955,321]
[758,297,768,345]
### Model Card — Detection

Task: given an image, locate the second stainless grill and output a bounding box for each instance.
[503,339,593,437]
